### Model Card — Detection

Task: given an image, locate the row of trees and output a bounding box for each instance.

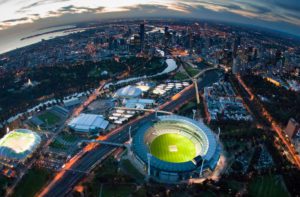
[242,74,300,125]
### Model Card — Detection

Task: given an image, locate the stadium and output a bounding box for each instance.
[0,129,41,166]
[114,85,142,98]
[131,115,221,183]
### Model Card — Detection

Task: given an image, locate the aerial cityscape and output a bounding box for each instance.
[0,1,299,197]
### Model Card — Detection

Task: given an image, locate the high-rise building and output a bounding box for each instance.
[232,57,240,75]
[140,23,145,51]
[164,26,169,36]
[187,28,193,54]
[232,37,239,58]
[164,26,170,46]
[285,118,300,139]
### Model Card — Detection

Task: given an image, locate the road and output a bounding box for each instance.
[38,83,197,197]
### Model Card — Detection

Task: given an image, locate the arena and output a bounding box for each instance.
[114,85,142,98]
[131,115,221,183]
[0,129,41,165]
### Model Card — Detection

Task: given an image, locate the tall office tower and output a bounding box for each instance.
[232,57,240,75]
[165,26,169,36]
[164,26,170,46]
[188,28,193,54]
[140,23,145,51]
[232,38,238,58]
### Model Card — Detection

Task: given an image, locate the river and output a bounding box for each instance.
[198,69,223,89]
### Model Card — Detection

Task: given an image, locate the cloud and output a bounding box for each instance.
[19,0,70,12]
[57,5,105,14]
[0,0,10,5]
[2,17,29,23]
[0,0,299,35]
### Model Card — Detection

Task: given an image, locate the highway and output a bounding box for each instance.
[38,82,197,197]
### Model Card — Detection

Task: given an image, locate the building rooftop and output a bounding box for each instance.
[68,113,109,133]
[114,85,142,98]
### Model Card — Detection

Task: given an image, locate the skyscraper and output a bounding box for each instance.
[140,23,145,51]
[232,57,240,75]
[164,26,169,36]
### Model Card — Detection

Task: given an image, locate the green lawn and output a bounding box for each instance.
[249,175,289,197]
[60,132,78,143]
[49,140,67,150]
[173,72,189,80]
[178,101,197,115]
[150,133,196,163]
[185,66,200,77]
[13,168,51,197]
[38,111,60,126]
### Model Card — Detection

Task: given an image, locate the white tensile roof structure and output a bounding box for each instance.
[68,113,109,133]
[0,129,41,161]
[114,85,142,98]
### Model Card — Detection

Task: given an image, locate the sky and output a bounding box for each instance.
[0,0,299,53]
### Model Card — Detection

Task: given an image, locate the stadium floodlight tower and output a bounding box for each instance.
[217,127,221,141]
[155,107,159,118]
[128,126,132,144]
[200,159,205,177]
[192,109,196,120]
[193,78,200,105]
[147,153,152,176]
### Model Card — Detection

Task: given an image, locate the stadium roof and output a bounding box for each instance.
[114,85,142,98]
[63,97,81,107]
[0,129,41,161]
[68,113,109,133]
[30,116,44,126]
[132,115,220,172]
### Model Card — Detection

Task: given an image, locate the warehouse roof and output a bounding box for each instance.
[68,114,109,133]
